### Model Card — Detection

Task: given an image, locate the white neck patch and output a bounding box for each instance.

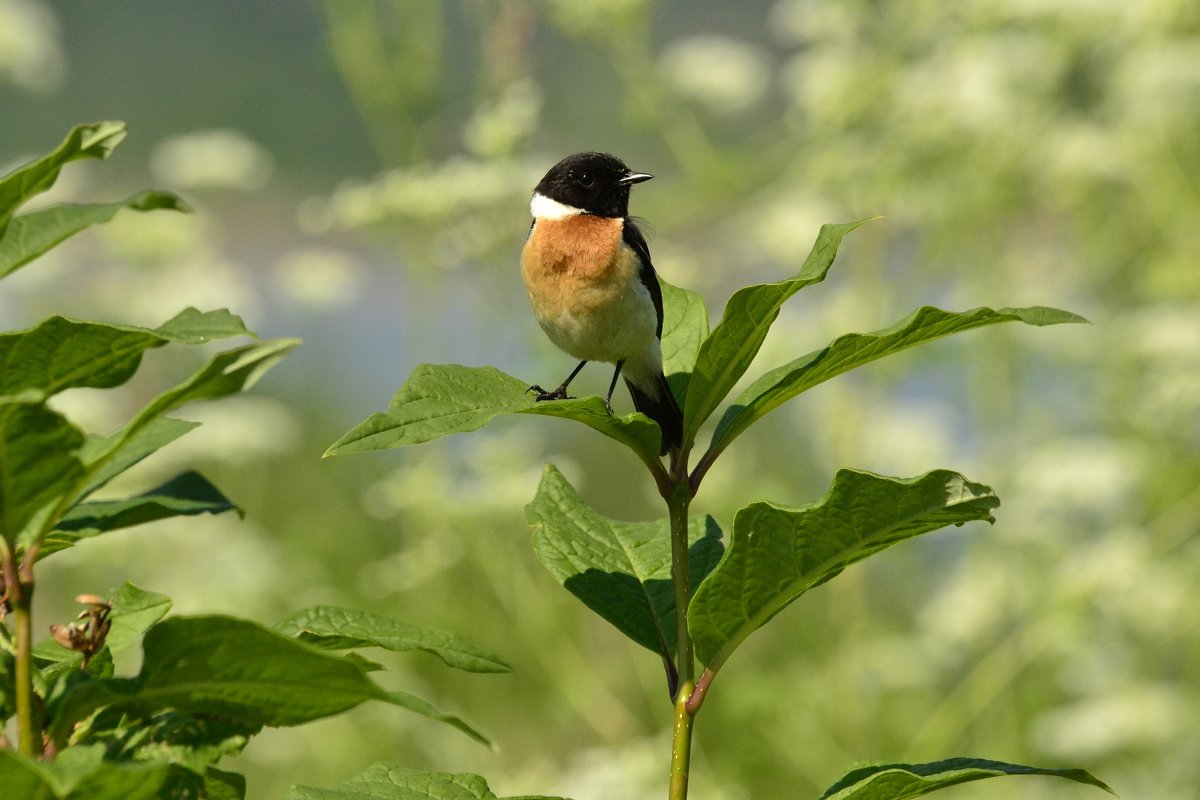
[531,192,584,220]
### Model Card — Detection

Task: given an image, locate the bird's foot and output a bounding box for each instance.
[527,384,571,402]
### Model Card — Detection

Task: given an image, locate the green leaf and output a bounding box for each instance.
[326,364,663,472]
[0,641,14,721]
[0,190,191,280]
[0,308,252,396]
[286,763,572,800]
[276,605,511,673]
[689,469,999,673]
[707,305,1089,461]
[0,121,127,227]
[525,464,724,658]
[13,340,292,552]
[0,398,84,547]
[819,757,1113,800]
[205,768,248,800]
[38,471,239,560]
[682,219,871,443]
[0,744,170,800]
[48,615,392,744]
[76,339,299,512]
[103,583,174,654]
[75,417,200,499]
[90,711,256,775]
[659,277,709,403]
[384,689,493,748]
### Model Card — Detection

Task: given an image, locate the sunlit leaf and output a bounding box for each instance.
[682,219,871,444]
[0,121,127,227]
[276,605,511,673]
[660,277,709,403]
[526,464,723,658]
[820,757,1113,799]
[285,763,571,800]
[326,364,663,472]
[0,308,252,396]
[0,190,191,280]
[689,469,998,672]
[707,305,1089,463]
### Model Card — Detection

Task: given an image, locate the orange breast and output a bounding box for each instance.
[522,215,624,280]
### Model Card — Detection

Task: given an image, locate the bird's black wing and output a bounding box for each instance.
[623,218,664,338]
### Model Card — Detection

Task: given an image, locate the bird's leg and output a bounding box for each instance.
[603,360,626,414]
[529,360,588,402]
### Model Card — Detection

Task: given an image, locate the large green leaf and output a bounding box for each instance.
[47,616,393,745]
[0,308,252,396]
[525,465,724,659]
[0,190,191,280]
[819,757,1113,799]
[286,763,571,800]
[0,398,84,546]
[0,744,170,800]
[659,277,709,403]
[38,471,239,560]
[276,605,511,673]
[689,469,998,672]
[682,220,871,443]
[706,305,1089,463]
[326,364,664,473]
[0,121,127,227]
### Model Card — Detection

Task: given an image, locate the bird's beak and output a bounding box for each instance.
[618,171,654,185]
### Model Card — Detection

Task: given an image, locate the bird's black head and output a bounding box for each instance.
[533,152,652,218]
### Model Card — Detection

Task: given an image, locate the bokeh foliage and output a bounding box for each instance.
[2,1,1196,798]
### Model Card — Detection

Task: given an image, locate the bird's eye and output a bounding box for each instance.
[577,172,594,188]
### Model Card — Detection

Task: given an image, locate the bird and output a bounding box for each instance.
[521,151,684,457]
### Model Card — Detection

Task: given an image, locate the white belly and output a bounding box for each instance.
[535,278,658,364]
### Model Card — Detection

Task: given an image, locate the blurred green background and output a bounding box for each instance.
[3,1,1198,798]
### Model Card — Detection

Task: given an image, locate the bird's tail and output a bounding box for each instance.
[626,372,684,456]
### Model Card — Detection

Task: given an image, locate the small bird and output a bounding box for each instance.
[521,152,683,456]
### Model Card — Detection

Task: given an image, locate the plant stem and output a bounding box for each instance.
[669,679,695,800]
[666,465,696,799]
[667,482,693,689]
[2,553,38,756]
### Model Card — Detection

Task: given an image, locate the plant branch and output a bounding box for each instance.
[2,551,39,756]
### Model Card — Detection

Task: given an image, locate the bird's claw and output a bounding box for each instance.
[527,384,571,403]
